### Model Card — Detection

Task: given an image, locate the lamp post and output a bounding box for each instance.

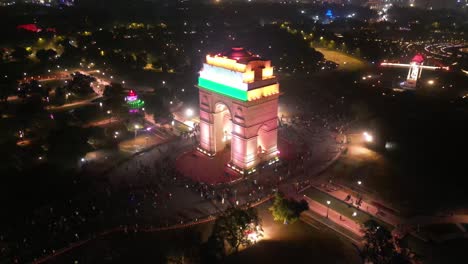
[326,200,331,218]
[357,180,363,203]
[134,124,140,139]
[363,131,373,143]
[107,110,112,124]
[185,108,193,118]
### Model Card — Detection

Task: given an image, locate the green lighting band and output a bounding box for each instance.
[198,77,247,101]
[127,99,145,109]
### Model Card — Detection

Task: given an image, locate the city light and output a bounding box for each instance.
[427,79,435,85]
[185,108,194,118]
[363,131,373,143]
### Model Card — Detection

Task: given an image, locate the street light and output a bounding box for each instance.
[107,110,112,124]
[427,79,435,85]
[185,108,194,118]
[134,124,140,139]
[326,200,331,218]
[363,131,373,143]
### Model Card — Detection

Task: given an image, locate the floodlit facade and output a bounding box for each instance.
[197,47,280,174]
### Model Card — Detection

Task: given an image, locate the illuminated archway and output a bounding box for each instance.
[197,47,280,174]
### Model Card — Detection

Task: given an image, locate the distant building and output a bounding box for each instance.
[366,0,408,9]
[1,0,74,6]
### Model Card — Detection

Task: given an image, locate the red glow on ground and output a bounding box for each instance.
[176,137,296,185]
[176,148,241,185]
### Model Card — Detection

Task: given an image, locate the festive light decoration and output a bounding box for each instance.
[198,78,248,101]
[125,90,145,112]
[198,52,279,102]
[206,55,247,72]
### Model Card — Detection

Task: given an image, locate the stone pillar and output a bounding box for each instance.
[199,109,216,155]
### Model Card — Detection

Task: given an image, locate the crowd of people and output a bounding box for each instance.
[1,87,351,262]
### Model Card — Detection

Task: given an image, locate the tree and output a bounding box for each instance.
[0,79,16,103]
[361,220,413,264]
[54,86,66,106]
[269,192,308,224]
[36,49,57,62]
[104,83,125,114]
[209,207,261,256]
[103,82,123,98]
[11,47,30,61]
[67,72,95,95]
[145,94,172,123]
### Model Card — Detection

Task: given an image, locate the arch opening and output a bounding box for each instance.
[257,124,269,160]
[214,102,232,153]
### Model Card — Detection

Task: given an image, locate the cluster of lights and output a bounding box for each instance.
[206,55,247,72]
[227,154,279,175]
[125,90,145,112]
[268,156,280,166]
[246,225,263,243]
[196,146,215,157]
[227,163,245,175]
[247,168,257,175]
[199,51,278,102]
[363,131,373,143]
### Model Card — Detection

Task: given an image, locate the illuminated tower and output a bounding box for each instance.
[380,53,449,90]
[125,90,145,113]
[197,47,280,174]
[405,54,425,89]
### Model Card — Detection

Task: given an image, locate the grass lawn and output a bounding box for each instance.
[48,203,361,264]
[315,48,366,70]
[302,187,392,230]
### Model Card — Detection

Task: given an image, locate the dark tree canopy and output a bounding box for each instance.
[208,207,261,258]
[361,220,412,264]
[11,47,30,61]
[269,192,309,224]
[36,49,57,63]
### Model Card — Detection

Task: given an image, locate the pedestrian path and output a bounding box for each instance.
[312,183,401,227]
[303,195,364,238]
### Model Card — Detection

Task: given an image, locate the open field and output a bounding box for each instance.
[315,48,367,70]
